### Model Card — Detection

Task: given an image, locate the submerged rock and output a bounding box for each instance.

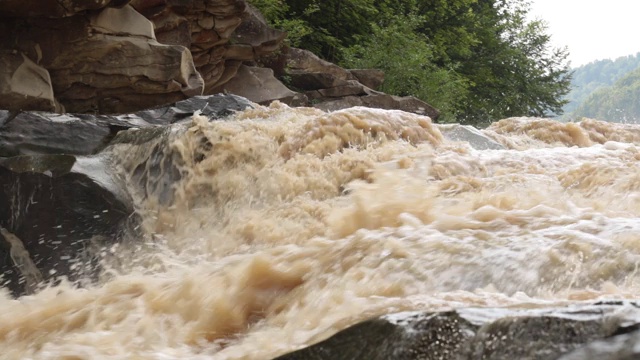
[274,302,640,360]
[0,154,133,296]
[438,123,505,150]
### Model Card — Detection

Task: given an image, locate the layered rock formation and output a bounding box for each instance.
[0,0,278,113]
[0,0,438,118]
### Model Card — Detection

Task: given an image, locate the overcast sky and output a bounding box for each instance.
[529,0,640,67]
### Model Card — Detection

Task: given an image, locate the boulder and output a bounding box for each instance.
[349,69,384,90]
[0,111,150,157]
[286,47,356,83]
[211,65,305,105]
[2,5,205,114]
[0,94,252,157]
[559,329,640,359]
[108,94,254,205]
[0,154,134,296]
[317,81,367,98]
[274,302,640,360]
[130,0,286,93]
[0,52,62,112]
[291,72,346,91]
[231,3,287,57]
[134,93,254,124]
[280,48,439,119]
[438,123,505,150]
[0,94,252,297]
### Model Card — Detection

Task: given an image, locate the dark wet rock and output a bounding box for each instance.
[107,126,183,205]
[438,124,505,150]
[0,111,151,157]
[274,302,640,360]
[0,154,134,297]
[275,311,477,360]
[133,93,255,124]
[0,94,253,157]
[559,329,640,360]
[106,94,252,205]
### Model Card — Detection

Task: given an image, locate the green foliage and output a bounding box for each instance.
[573,67,640,123]
[249,0,572,127]
[342,15,469,122]
[248,0,313,47]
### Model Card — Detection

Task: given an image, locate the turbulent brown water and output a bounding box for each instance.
[2,103,640,359]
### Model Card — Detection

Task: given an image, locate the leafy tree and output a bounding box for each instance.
[249,0,572,127]
[342,14,469,122]
[454,0,572,125]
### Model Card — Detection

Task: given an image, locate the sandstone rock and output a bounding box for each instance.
[274,302,640,360]
[231,3,286,57]
[131,0,253,93]
[290,72,347,91]
[2,5,204,114]
[211,65,303,105]
[0,0,130,18]
[0,52,62,112]
[286,48,355,83]
[317,81,367,98]
[281,47,439,119]
[349,69,384,90]
[438,124,505,150]
[0,154,133,296]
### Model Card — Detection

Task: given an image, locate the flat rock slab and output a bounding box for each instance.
[0,94,254,157]
[274,302,640,360]
[0,111,150,157]
[135,93,254,125]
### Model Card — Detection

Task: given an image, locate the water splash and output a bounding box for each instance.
[2,104,640,359]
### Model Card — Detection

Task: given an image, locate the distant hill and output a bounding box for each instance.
[572,67,640,123]
[562,53,640,119]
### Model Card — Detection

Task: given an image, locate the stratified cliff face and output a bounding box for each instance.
[0,0,284,114]
[0,0,438,118]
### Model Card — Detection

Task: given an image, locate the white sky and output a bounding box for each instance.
[529,0,640,67]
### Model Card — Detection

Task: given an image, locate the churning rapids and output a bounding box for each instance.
[2,102,640,359]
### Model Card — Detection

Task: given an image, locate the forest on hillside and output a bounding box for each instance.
[562,53,640,118]
[249,0,572,126]
[570,67,640,123]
